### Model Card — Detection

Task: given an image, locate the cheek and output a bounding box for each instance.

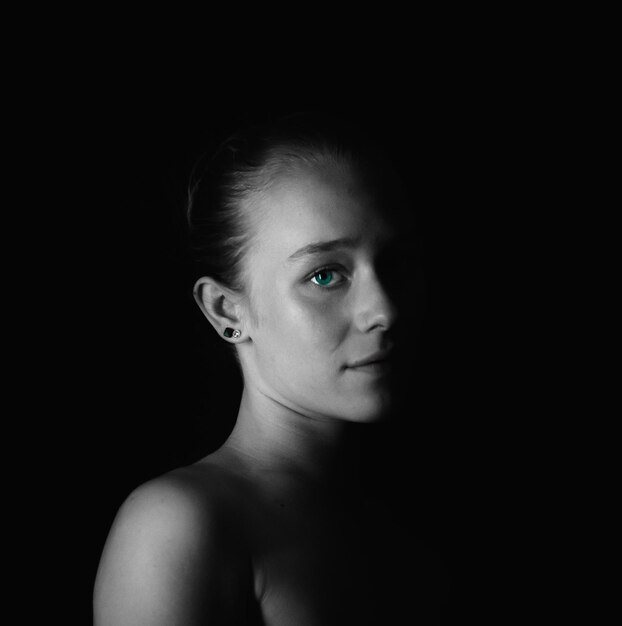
[259,290,347,367]
[290,294,346,347]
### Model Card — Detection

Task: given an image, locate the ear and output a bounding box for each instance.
[193,276,246,341]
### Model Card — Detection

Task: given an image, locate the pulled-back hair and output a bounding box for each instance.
[186,111,395,296]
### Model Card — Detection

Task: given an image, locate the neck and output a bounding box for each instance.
[220,383,355,490]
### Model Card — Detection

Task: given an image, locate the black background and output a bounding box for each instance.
[25,55,578,623]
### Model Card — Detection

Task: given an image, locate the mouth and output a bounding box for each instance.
[347,356,393,375]
[347,347,394,369]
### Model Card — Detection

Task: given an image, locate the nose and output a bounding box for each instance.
[353,265,400,334]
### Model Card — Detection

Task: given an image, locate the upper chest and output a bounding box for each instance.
[243,495,430,625]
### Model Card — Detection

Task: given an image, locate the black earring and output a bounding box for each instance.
[223,327,241,339]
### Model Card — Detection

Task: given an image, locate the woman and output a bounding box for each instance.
[94,112,447,624]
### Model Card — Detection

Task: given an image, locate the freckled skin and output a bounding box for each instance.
[239,162,400,425]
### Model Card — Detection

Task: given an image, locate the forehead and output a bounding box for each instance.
[247,163,399,262]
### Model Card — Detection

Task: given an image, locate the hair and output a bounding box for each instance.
[185,111,403,365]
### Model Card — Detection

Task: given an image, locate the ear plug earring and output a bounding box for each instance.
[223,327,241,339]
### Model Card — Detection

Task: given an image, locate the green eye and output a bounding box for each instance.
[308,266,346,289]
[312,269,334,286]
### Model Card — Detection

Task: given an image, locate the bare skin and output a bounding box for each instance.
[94,160,445,624]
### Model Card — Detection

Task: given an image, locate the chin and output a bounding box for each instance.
[346,395,394,424]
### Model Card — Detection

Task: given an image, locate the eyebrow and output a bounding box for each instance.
[287,237,361,262]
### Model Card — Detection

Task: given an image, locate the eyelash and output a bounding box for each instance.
[307,266,347,290]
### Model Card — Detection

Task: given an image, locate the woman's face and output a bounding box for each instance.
[238,159,411,424]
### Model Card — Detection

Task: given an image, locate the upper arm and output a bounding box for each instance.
[93,474,248,626]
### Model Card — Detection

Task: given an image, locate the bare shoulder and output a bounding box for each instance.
[93,465,252,626]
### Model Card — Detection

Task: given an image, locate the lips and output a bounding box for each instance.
[348,347,394,368]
